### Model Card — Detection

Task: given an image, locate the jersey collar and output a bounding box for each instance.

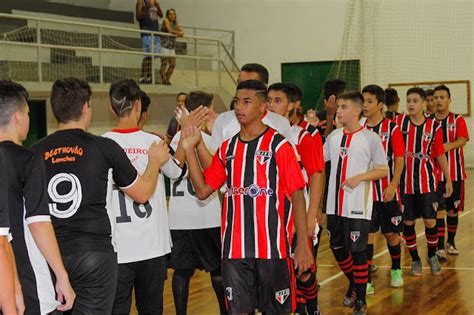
[111,127,141,134]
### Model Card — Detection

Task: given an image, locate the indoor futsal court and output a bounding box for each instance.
[127,170,474,315]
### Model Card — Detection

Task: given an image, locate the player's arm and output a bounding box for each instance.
[444,137,468,152]
[121,141,170,203]
[0,237,16,315]
[306,172,323,237]
[433,127,453,197]
[383,126,405,202]
[28,222,75,311]
[342,166,389,190]
[181,127,218,200]
[292,189,313,275]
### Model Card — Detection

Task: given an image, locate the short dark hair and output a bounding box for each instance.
[323,79,346,100]
[385,88,399,106]
[362,84,385,104]
[0,80,28,127]
[140,91,151,114]
[185,91,213,112]
[51,78,92,123]
[176,92,187,100]
[425,89,434,97]
[268,83,294,102]
[236,80,267,101]
[406,87,426,99]
[240,63,269,84]
[287,84,302,102]
[434,85,451,98]
[338,91,364,107]
[109,79,141,117]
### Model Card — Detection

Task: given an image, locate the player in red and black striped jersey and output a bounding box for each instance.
[393,87,453,277]
[182,80,313,314]
[268,83,325,315]
[385,88,401,120]
[433,85,469,258]
[362,85,406,292]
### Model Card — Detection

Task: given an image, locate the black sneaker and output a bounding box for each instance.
[352,300,368,315]
[311,304,321,315]
[343,286,356,307]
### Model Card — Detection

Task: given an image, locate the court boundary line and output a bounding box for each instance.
[319,210,472,286]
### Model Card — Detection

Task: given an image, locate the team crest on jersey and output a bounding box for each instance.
[275,288,290,305]
[350,231,360,242]
[255,150,272,165]
[391,216,402,226]
[340,147,349,159]
[379,132,389,142]
[422,132,432,141]
[448,123,456,131]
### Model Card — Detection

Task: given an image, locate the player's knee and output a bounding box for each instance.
[423,218,436,228]
[174,269,195,279]
[384,232,399,245]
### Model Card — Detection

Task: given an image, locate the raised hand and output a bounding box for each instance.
[148,140,170,166]
[181,126,202,150]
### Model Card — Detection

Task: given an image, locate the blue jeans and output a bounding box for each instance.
[141,35,161,54]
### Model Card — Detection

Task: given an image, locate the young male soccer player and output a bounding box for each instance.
[209,63,294,154]
[362,85,406,292]
[182,80,313,314]
[0,80,76,314]
[384,88,400,120]
[0,149,17,315]
[103,80,182,314]
[169,91,227,315]
[30,77,170,314]
[267,83,325,315]
[393,87,453,277]
[433,85,469,258]
[324,91,388,315]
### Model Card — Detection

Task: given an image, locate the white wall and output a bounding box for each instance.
[109,0,348,83]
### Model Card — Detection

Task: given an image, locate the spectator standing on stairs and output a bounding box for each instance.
[160,9,184,85]
[136,0,163,84]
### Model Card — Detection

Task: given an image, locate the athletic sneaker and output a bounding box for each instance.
[353,300,368,315]
[410,260,423,277]
[436,249,447,263]
[427,256,441,275]
[343,286,356,307]
[370,264,378,273]
[446,243,459,255]
[366,282,374,295]
[390,269,404,287]
[312,304,321,315]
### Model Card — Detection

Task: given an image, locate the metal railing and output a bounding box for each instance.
[0,13,239,92]
[180,25,235,58]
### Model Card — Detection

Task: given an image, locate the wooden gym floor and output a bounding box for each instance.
[133,170,474,315]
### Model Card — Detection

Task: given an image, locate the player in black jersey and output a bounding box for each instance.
[0,80,76,314]
[30,78,170,314]
[0,149,17,315]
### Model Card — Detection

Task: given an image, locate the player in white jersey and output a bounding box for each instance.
[103,81,183,315]
[168,91,227,315]
[324,91,388,315]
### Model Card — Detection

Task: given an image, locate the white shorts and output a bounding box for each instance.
[161,47,176,56]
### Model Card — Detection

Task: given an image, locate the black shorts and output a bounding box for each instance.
[222,258,295,314]
[168,227,221,272]
[402,192,437,220]
[437,181,464,213]
[62,251,117,315]
[113,255,168,314]
[369,200,403,234]
[327,215,370,253]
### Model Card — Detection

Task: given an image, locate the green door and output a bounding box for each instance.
[23,100,47,147]
[281,60,360,113]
